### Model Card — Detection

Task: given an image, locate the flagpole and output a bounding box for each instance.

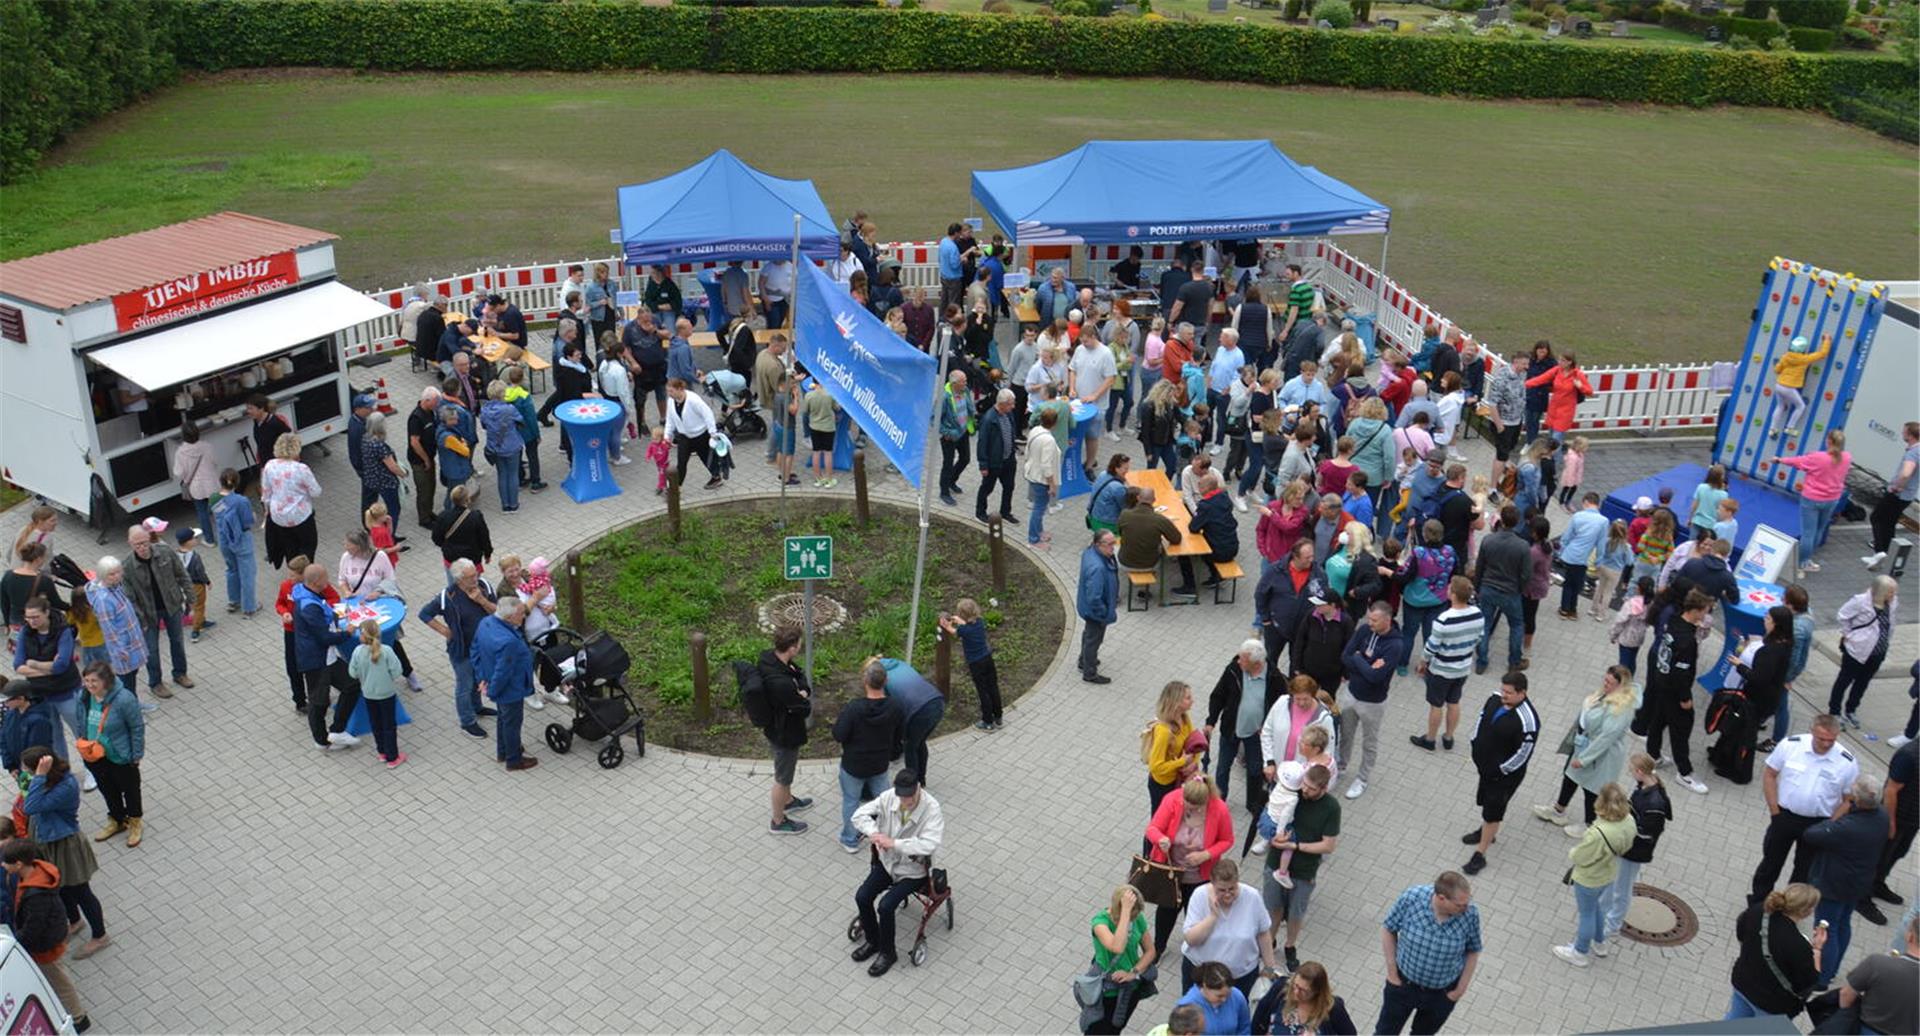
[781,213,801,529]
[903,321,948,665]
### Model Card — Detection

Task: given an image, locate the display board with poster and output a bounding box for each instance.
[1733,523,1796,585]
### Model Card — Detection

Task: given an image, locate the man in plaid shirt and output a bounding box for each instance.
[1378,871,1483,1034]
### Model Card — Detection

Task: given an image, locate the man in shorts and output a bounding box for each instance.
[1461,674,1539,875]
[1413,576,1484,752]
[756,625,814,835]
[1068,327,1117,475]
[804,373,839,489]
[1261,763,1341,974]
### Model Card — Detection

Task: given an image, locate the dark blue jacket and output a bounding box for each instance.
[291,583,354,672]
[1803,807,1889,905]
[0,700,57,773]
[1254,563,1319,640]
[1341,621,1407,704]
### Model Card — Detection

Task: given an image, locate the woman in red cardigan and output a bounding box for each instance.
[1145,775,1236,954]
[1524,351,1594,440]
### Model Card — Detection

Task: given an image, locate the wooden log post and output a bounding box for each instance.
[852,449,871,529]
[565,549,586,631]
[690,630,711,723]
[933,625,952,696]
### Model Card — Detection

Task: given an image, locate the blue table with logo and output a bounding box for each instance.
[333,594,413,737]
[556,399,626,503]
[1057,401,1100,500]
[1699,578,1785,692]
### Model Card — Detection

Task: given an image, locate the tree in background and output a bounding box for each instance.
[1776,0,1850,28]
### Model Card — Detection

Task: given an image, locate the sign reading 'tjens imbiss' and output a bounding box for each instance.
[111,251,300,333]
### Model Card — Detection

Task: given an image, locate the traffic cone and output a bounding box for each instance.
[373,376,396,416]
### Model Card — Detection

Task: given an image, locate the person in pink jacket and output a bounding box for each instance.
[1145,775,1235,953]
[1765,429,1852,575]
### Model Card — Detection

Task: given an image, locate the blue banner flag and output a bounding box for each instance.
[793,259,938,488]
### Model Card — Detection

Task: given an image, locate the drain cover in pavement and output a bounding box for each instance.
[1619,884,1698,947]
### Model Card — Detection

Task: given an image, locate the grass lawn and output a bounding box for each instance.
[565,498,1064,757]
[3,70,1914,364]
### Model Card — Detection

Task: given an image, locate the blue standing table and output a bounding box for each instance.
[1699,578,1785,692]
[1057,401,1099,500]
[333,595,413,736]
[556,399,626,503]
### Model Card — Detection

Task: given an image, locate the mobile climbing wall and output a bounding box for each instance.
[1713,257,1888,496]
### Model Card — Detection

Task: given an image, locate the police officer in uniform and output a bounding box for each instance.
[1749,713,1860,903]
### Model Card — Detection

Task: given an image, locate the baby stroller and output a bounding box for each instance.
[533,627,646,769]
[703,370,767,441]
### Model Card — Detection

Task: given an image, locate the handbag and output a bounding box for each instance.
[1126,853,1182,909]
[1071,966,1104,1009]
[75,701,108,763]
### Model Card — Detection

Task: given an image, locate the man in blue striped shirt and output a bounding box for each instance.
[1379,872,1483,1035]
[1412,576,1484,753]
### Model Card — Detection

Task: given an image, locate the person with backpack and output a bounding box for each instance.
[1710,607,1792,785]
[833,662,903,853]
[744,626,813,836]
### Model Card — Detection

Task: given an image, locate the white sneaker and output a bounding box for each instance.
[1862,552,1887,569]
[549,690,571,706]
[1271,869,1294,889]
[327,731,361,748]
[1890,735,1914,750]
[1800,562,1821,574]
[528,695,546,710]
[1247,835,1272,856]
[1233,494,1250,513]
[1048,502,1063,514]
[1591,940,1610,958]
[1679,774,1709,795]
[1650,756,1672,771]
[1344,778,1367,800]
[1209,444,1223,456]
[406,672,424,693]
[1550,571,1565,585]
[613,455,632,466]
[1552,944,1590,968]
[1532,804,1569,826]
[83,774,97,792]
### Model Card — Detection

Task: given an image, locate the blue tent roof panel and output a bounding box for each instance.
[969,140,1388,246]
[616,149,839,266]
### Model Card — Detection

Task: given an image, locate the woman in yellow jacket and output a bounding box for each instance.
[1769,334,1829,441]
[1553,782,1638,968]
[1145,681,1200,820]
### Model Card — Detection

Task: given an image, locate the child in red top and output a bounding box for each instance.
[646,426,672,495]
[364,502,402,566]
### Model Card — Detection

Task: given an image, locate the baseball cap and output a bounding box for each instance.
[1307,594,1331,606]
[892,769,921,797]
[1,680,33,701]
[141,517,169,536]
[175,526,202,545]
[1633,496,1654,511]
[1425,446,1450,466]
[352,393,376,410]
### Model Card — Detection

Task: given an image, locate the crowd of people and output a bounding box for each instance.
[0,234,1914,1034]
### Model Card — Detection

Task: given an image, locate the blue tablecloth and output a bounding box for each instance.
[556,399,626,504]
[333,595,406,642]
[1058,401,1100,500]
[1700,578,1784,692]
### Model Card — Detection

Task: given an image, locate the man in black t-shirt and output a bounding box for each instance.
[405,389,442,527]
[1169,267,1216,348]
[1436,463,1478,560]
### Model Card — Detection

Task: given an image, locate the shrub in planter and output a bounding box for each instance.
[1839,24,1876,47]
[1315,0,1353,27]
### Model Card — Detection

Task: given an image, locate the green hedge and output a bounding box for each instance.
[166,0,1909,111]
[0,0,181,183]
[1787,27,1835,52]
[1831,84,1919,142]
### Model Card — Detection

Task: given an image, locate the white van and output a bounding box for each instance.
[0,932,78,1034]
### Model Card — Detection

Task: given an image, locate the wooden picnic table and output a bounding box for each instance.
[1124,468,1211,606]
[466,330,552,389]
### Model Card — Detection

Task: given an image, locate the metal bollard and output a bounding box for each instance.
[933,627,952,696]
[690,630,711,723]
[987,515,1007,592]
[667,471,683,541]
[565,549,586,631]
[853,449,871,529]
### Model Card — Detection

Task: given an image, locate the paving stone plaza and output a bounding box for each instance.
[32,356,1916,1034]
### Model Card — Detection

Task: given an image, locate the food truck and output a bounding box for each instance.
[0,212,392,519]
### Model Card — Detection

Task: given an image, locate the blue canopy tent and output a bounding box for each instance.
[968,140,1389,245]
[615,149,840,267]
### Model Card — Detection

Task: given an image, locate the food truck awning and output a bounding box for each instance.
[86,281,392,392]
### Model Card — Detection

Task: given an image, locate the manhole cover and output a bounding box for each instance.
[1619,884,1698,947]
[757,592,849,635]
